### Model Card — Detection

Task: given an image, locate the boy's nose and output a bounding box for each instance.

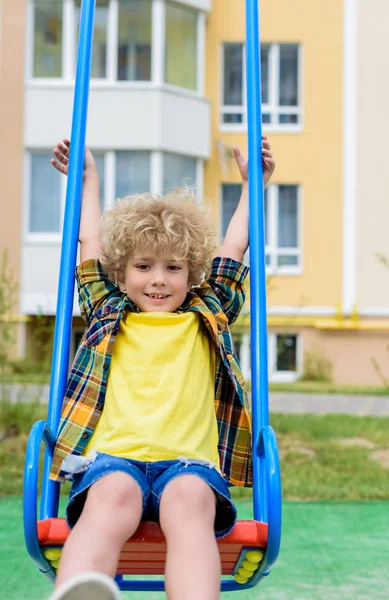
[151,272,167,285]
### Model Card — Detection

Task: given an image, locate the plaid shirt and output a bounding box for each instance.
[50,257,252,487]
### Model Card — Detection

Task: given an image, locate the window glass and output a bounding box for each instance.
[277,255,298,267]
[264,187,268,245]
[261,44,270,104]
[115,151,150,198]
[165,2,197,90]
[223,44,243,106]
[276,335,297,371]
[163,154,197,192]
[278,185,297,248]
[221,184,241,238]
[33,0,63,78]
[75,0,108,78]
[279,114,299,124]
[223,114,244,124]
[30,153,61,233]
[279,44,298,106]
[93,152,105,210]
[118,0,152,81]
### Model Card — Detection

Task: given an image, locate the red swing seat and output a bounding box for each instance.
[38,518,268,577]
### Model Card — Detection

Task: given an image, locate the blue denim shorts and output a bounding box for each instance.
[66,452,237,539]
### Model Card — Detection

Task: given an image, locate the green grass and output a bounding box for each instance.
[2,401,389,499]
[2,497,389,599]
[268,381,389,395]
[0,373,50,384]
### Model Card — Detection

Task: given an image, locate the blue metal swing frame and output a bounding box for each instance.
[23,0,281,592]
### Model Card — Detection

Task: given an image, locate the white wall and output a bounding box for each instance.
[25,86,211,157]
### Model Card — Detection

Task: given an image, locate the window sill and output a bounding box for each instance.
[219,123,304,135]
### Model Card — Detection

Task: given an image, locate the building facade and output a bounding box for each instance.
[0,0,388,384]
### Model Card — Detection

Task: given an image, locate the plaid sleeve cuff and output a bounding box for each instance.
[211,256,249,284]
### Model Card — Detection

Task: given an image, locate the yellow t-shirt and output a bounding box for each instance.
[84,311,220,469]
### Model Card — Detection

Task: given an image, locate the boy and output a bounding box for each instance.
[48,138,275,600]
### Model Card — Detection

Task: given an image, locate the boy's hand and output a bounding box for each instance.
[233,136,275,187]
[51,138,97,177]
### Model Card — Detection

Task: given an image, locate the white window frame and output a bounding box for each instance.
[268,332,302,383]
[265,184,302,276]
[24,150,202,241]
[219,183,302,275]
[26,0,206,98]
[220,42,303,134]
[23,151,67,243]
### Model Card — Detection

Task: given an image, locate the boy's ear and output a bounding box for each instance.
[117,270,126,292]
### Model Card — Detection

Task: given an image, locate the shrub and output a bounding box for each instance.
[301,348,333,382]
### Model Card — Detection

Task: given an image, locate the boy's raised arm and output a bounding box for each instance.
[51,138,102,264]
[217,136,275,263]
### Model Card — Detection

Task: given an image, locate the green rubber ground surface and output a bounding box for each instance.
[2,497,388,599]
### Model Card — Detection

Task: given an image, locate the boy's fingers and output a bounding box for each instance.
[233,147,246,166]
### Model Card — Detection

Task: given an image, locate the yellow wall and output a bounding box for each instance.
[205,0,344,310]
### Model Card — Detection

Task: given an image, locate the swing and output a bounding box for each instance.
[23,0,281,593]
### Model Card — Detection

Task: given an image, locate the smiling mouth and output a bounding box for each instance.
[145,294,170,299]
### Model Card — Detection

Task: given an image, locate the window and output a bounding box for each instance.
[93,152,106,209]
[27,150,150,235]
[276,334,297,372]
[29,152,61,233]
[221,184,241,238]
[33,0,63,78]
[165,1,197,90]
[221,184,301,273]
[163,153,197,191]
[222,43,301,128]
[75,0,109,78]
[222,45,244,124]
[117,0,152,81]
[115,151,151,198]
[26,150,202,236]
[264,185,301,272]
[30,0,200,90]
[269,333,300,382]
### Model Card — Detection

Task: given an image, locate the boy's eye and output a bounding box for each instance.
[168,265,181,271]
[136,264,150,270]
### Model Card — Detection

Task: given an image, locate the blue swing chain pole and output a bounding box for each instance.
[245,0,270,523]
[41,0,96,521]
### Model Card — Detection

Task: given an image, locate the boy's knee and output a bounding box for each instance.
[161,475,216,522]
[83,472,143,527]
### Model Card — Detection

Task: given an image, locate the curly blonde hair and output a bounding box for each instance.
[100,190,217,286]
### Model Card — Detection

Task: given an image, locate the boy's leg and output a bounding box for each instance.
[56,472,143,587]
[159,475,221,600]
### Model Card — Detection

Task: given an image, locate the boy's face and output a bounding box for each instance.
[121,252,191,312]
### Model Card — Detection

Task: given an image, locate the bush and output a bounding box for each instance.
[8,357,50,376]
[0,399,46,436]
[301,348,333,382]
